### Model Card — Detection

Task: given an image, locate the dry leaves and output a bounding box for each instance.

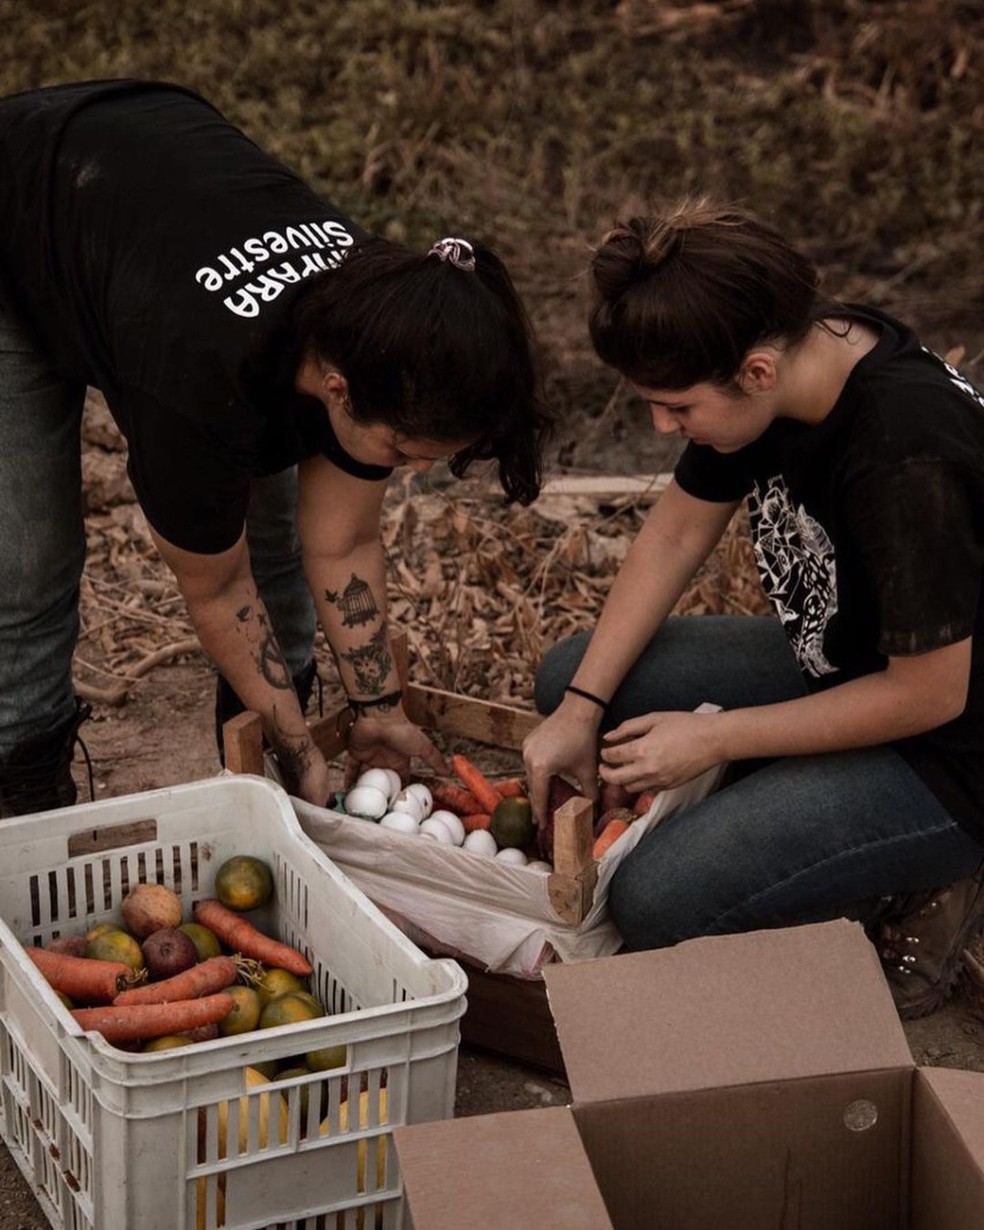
[77,394,769,710]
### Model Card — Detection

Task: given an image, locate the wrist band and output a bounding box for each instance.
[347,689,404,717]
[564,685,609,714]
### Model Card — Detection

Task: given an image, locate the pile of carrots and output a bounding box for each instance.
[425,753,648,860]
[424,754,526,834]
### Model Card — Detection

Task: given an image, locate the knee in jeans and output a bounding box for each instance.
[609,851,697,951]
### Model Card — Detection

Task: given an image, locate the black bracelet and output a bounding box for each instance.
[564,684,610,714]
[346,688,404,717]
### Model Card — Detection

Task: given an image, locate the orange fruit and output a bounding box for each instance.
[179,922,222,962]
[85,921,124,943]
[218,985,262,1037]
[490,797,536,849]
[259,991,323,1030]
[144,1034,194,1052]
[214,856,274,912]
[86,929,145,971]
[256,967,308,1006]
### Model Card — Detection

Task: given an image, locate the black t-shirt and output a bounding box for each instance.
[675,306,984,840]
[0,80,391,553]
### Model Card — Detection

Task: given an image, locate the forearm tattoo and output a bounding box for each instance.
[325,573,380,628]
[237,606,291,691]
[339,625,393,696]
[270,713,314,795]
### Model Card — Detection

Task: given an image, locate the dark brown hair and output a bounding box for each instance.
[589,199,822,389]
[276,236,551,504]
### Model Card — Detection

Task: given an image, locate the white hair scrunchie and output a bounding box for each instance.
[428,236,477,272]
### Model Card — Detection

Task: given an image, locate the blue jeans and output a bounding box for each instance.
[535,617,984,950]
[0,286,315,758]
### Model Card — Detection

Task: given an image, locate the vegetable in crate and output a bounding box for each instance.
[120,883,183,938]
[114,955,258,1006]
[193,898,313,976]
[72,993,236,1043]
[26,946,144,1003]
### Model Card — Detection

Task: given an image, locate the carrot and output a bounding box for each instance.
[193,899,313,976]
[461,812,491,833]
[427,779,482,816]
[72,993,235,1044]
[113,954,247,1006]
[450,754,502,814]
[494,778,527,799]
[633,789,659,817]
[25,946,142,1004]
[592,818,632,859]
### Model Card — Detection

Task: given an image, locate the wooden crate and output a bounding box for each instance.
[223,688,597,927]
[222,641,594,1077]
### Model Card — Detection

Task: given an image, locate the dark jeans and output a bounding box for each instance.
[0,287,315,758]
[536,617,984,950]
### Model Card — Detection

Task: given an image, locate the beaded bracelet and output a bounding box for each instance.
[564,684,610,714]
[346,689,404,717]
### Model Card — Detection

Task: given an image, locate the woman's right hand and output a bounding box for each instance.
[522,697,604,826]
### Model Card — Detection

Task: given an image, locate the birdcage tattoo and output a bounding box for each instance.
[336,573,379,627]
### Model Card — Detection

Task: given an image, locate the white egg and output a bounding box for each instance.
[379,810,421,835]
[343,784,389,820]
[462,829,497,858]
[429,808,464,845]
[390,789,426,821]
[356,768,397,798]
[404,782,433,818]
[526,859,553,874]
[495,847,528,866]
[380,768,403,799]
[419,817,455,844]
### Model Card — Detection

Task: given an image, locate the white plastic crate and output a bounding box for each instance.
[0,775,466,1230]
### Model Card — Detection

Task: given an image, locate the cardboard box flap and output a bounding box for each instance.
[544,920,912,1102]
[394,1106,615,1229]
[911,1066,984,1230]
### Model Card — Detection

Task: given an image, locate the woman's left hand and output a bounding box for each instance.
[598,710,722,793]
[344,708,449,787]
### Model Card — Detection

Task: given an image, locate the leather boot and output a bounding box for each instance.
[874,868,984,1019]
[214,661,319,766]
[0,700,92,818]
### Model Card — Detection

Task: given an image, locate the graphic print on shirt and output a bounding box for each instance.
[195,219,357,319]
[926,346,984,411]
[747,475,838,678]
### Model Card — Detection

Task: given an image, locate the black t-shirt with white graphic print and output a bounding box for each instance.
[0,80,391,553]
[674,305,984,840]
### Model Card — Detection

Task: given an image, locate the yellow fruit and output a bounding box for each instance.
[214,856,274,912]
[490,797,535,849]
[305,1044,347,1072]
[86,929,145,971]
[255,967,307,1006]
[217,985,262,1037]
[196,1067,284,1230]
[144,1034,194,1052]
[320,1088,389,1197]
[85,921,122,942]
[258,991,322,1030]
[179,922,222,962]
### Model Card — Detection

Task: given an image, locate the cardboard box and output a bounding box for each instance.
[394,920,984,1229]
